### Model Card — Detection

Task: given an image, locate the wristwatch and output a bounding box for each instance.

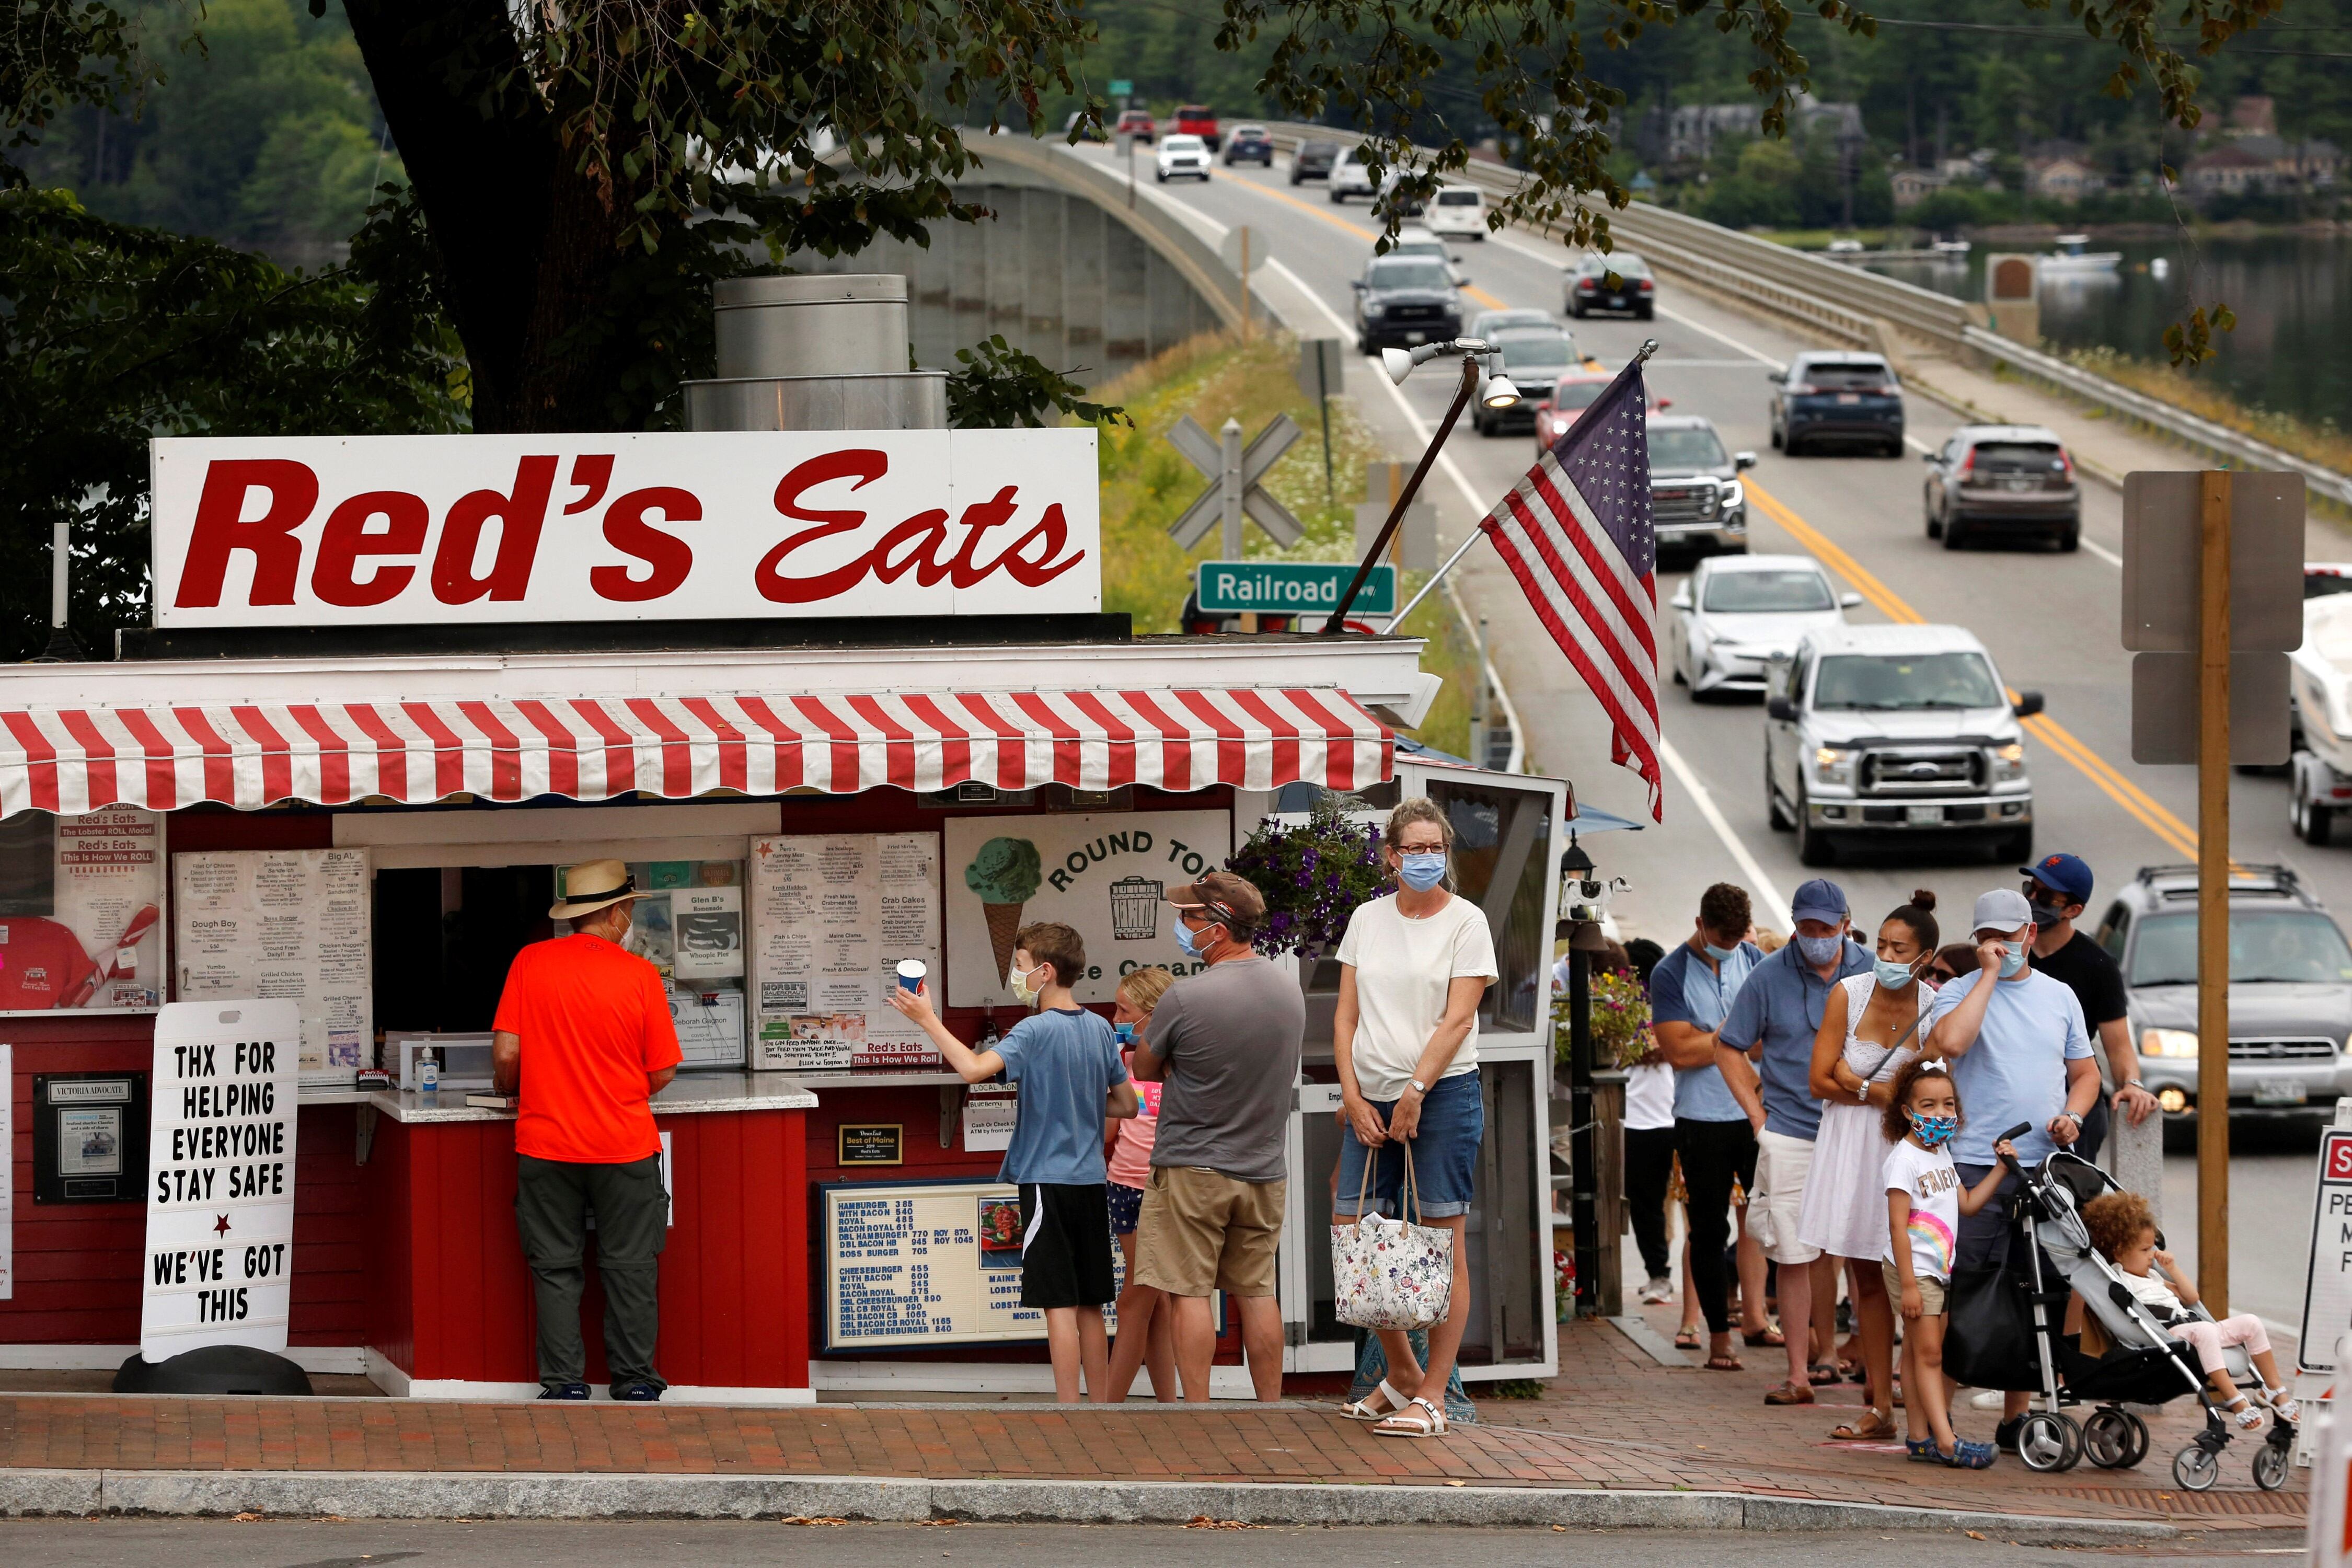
[1853,1081,1869,1103]
[2124,1078,2148,1091]
[1409,1079,1429,1096]
[2060,1110,2085,1126]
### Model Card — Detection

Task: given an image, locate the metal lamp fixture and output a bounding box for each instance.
[1480,373,1521,410]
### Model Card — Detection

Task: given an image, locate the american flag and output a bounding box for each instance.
[1477,359,1660,819]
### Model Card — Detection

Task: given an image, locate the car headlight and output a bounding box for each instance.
[1814,746,1856,786]
[1991,741,2027,783]
[2141,1027,2199,1059]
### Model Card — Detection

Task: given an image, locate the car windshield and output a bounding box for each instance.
[1235,125,1268,137]
[1162,136,1203,151]
[1584,254,1650,280]
[1647,427,1728,468]
[2128,910,2352,987]
[1551,379,1608,411]
[1436,190,1480,207]
[1493,331,1577,374]
[1802,361,1894,390]
[1705,570,1835,614]
[1370,260,1451,290]
[1812,652,2004,710]
[1302,141,1336,156]
[1971,442,2063,471]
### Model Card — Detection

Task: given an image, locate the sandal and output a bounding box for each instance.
[1703,1353,1744,1372]
[2226,1395,2263,1432]
[2261,1384,2302,1423]
[1763,1380,1815,1406]
[1837,1359,1866,1384]
[1904,1436,1940,1463]
[1741,1324,1785,1348]
[1806,1361,1841,1387]
[1937,1439,1997,1469]
[1339,1379,1406,1422]
[1373,1396,1448,1439]
[1673,1326,1703,1351]
[1829,1409,1897,1442]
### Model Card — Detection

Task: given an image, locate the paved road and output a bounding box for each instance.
[1082,142,2352,942]
[0,1518,2308,1565]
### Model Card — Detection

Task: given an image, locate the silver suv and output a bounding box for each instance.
[1763,623,2042,865]
[2096,863,2352,1123]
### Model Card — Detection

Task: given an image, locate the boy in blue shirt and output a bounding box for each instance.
[889,921,1137,1401]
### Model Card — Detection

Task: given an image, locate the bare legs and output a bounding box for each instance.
[1097,1231,1179,1403]
[1372,1212,1470,1405]
[1043,1306,1109,1404]
[1844,1255,1895,1418]
[1170,1292,1283,1402]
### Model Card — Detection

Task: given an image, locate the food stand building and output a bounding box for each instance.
[0,279,1567,1402]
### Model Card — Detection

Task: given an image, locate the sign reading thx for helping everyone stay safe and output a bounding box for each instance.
[139,999,300,1361]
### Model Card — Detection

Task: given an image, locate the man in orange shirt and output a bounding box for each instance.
[492,860,683,1401]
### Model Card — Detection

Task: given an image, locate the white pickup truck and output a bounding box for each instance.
[1763,623,2044,866]
[2290,590,2352,844]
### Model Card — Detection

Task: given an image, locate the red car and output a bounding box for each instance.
[1532,370,1615,455]
[1114,108,1154,144]
[1172,104,1219,152]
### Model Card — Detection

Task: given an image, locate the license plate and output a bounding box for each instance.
[1905,805,1943,825]
[2003,476,2034,491]
[1837,393,1862,405]
[2255,1079,2307,1106]
[1606,296,1627,307]
[1405,331,1426,344]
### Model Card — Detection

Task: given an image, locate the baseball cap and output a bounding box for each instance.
[1973,887,2034,935]
[1167,870,1265,935]
[2021,851,2094,903]
[1790,877,1849,926]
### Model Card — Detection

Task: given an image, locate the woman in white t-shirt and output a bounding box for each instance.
[1330,797,1500,1439]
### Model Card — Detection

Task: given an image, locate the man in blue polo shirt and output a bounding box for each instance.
[1719,877,1872,1404]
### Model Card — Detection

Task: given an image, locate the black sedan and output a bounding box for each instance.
[1565,250,1655,318]
[1223,124,1275,166]
[1768,352,1906,457]
[1290,139,1339,185]
[1352,257,1462,352]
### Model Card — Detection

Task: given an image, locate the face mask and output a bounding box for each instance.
[1175,919,1217,959]
[1998,940,2028,979]
[1113,1021,1136,1046]
[1874,956,1920,990]
[1907,1110,1958,1149]
[1009,962,1044,1006]
[1702,941,1738,963]
[1795,932,1844,965]
[2030,900,2070,929]
[1398,851,1448,891]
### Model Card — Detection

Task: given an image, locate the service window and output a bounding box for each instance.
[0,806,166,1014]
[1421,777,1554,1033]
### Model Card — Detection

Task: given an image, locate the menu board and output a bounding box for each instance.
[173,849,372,1089]
[52,806,166,1011]
[822,1179,1044,1349]
[748,834,943,1072]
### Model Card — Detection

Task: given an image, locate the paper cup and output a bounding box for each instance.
[897,959,927,993]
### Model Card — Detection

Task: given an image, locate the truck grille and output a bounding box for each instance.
[1385,304,1444,322]
[1652,481,1720,524]
[2227,1037,2338,1061]
[1860,748,1982,795]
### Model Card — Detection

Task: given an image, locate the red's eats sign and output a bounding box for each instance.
[150,431,1100,627]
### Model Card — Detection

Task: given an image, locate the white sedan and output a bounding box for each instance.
[1666,554,1860,697]
[1155,134,1211,182]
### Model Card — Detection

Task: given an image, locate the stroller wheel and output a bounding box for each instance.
[2253,1440,2291,1492]
[2083,1408,2137,1469]
[2016,1412,2082,1472]
[2173,1443,2222,1492]
[2123,1410,2150,1467]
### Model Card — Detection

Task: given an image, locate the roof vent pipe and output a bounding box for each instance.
[685,273,947,431]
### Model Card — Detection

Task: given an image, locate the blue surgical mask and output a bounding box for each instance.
[1398,851,1448,891]
[1114,1021,1136,1045]
[1175,919,1211,958]
[1702,941,1738,963]
[1907,1110,1958,1149]
[1998,940,2028,979]
[1796,932,1844,965]
[1874,956,1920,990]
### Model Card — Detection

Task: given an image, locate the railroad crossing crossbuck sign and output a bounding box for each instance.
[1166,414,1306,555]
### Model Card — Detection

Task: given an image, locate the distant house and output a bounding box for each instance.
[2183,143,2269,197]
[1890,168,1946,209]
[2227,96,2278,137]
[2027,156,2102,203]
[1668,96,1865,163]
[2280,139,2343,189]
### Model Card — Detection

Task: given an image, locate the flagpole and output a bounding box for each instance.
[1321,351,1484,634]
[1384,338,1660,631]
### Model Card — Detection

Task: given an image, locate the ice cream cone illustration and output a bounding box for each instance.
[964,836,1043,986]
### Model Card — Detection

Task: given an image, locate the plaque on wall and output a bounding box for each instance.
[837,1124,905,1166]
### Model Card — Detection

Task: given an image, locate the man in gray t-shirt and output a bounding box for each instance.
[1116,872,1301,1403]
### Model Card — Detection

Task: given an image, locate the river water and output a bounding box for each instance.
[1866,235,2351,433]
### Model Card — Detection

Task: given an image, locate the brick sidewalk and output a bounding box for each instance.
[0,1313,2305,1530]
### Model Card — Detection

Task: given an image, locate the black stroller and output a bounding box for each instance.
[1957,1125,2293,1491]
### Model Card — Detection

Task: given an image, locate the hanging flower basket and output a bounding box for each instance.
[1553,967,1652,1069]
[1225,797,1389,961]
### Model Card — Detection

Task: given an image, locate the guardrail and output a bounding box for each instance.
[1255,120,2352,504]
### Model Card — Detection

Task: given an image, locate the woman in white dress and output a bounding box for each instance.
[1793,890,1940,1443]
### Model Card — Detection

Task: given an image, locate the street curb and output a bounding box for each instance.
[0,1468,2180,1541]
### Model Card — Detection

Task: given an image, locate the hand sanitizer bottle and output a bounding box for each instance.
[419,1046,439,1102]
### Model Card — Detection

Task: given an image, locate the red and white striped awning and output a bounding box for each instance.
[0,686,1391,816]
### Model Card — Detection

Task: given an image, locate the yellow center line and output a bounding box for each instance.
[1744,477,2203,862]
[1225,176,1508,310]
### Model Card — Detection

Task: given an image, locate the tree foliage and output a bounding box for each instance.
[946,335,1134,430]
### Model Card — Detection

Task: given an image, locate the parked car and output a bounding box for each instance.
[1768,351,1905,457]
[1564,251,1655,318]
[1328,147,1377,203]
[1532,370,1614,452]
[1473,325,1582,436]
[1425,185,1486,240]
[1352,254,1463,352]
[1763,622,2043,865]
[1922,424,2080,550]
[1467,307,1555,341]
[2099,863,2352,1122]
[1114,108,1155,143]
[1666,554,1860,697]
[1646,415,1756,559]
[1290,139,1339,185]
[1155,134,1211,183]
[1223,124,1274,166]
[1172,105,1220,151]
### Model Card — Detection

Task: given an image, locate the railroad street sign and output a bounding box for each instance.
[1196,560,1397,616]
[1166,414,1305,554]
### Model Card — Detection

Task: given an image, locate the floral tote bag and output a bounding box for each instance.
[1332,1140,1454,1331]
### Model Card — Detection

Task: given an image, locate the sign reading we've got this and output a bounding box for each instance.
[139,999,299,1361]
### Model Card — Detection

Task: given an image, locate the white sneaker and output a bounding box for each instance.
[1639,1276,1674,1305]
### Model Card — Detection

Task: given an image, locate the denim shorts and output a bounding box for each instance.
[1333,1071,1484,1220]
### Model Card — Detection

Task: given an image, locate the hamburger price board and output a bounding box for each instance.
[138,999,300,1360]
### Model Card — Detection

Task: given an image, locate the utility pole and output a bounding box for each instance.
[1468,616,1489,766]
[2197,470,2231,1316]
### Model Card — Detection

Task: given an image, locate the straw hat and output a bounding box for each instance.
[549,859,638,921]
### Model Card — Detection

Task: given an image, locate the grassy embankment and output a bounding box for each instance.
[1085,331,1484,757]
[2046,345,2352,479]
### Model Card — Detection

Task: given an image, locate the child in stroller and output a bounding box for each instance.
[2082,1190,2299,1429]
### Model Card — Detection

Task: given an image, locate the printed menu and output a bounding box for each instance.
[822,1181,1045,1348]
[748,834,942,1072]
[173,849,373,1089]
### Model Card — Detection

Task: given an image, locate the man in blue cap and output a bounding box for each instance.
[1719,877,1872,1404]
[2023,852,2158,1161]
